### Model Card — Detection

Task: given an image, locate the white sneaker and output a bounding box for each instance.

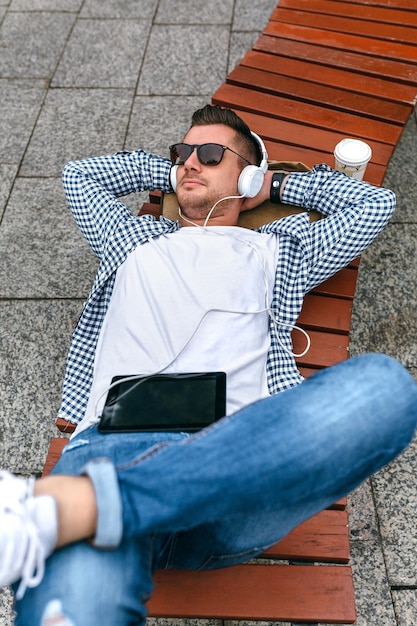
[0,470,58,599]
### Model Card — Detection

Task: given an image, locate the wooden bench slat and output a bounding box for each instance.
[265,509,350,562]
[212,83,403,145]
[229,109,396,166]
[230,109,395,171]
[264,21,417,64]
[42,437,69,476]
[261,140,387,185]
[298,293,352,334]
[277,0,417,27]
[294,329,349,368]
[273,7,417,45]
[241,49,417,106]
[255,33,417,84]
[332,0,417,12]
[313,266,359,299]
[148,564,356,623]
[227,65,411,124]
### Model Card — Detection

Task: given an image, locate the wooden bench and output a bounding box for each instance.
[43,1,417,623]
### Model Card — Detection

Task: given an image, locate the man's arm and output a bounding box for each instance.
[62,150,172,258]
[280,164,396,290]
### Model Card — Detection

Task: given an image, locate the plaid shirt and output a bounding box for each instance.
[60,151,395,425]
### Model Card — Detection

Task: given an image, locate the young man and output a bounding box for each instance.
[1,105,417,626]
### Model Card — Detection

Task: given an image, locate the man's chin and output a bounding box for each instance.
[177,193,213,219]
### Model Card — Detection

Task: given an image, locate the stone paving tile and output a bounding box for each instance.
[0,79,46,164]
[0,299,82,474]
[147,619,222,626]
[0,589,12,626]
[155,0,234,24]
[348,480,380,541]
[384,111,417,224]
[392,589,417,626]
[80,0,158,19]
[19,88,134,177]
[9,0,81,9]
[137,25,229,96]
[349,223,417,368]
[0,12,75,78]
[0,177,98,298]
[229,31,262,74]
[223,620,288,626]
[233,0,278,31]
[0,164,17,221]
[52,18,151,88]
[125,95,210,158]
[349,541,397,626]
[371,436,417,587]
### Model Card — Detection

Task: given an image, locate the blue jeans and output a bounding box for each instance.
[14,354,417,626]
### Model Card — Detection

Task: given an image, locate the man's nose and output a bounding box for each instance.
[184,147,201,170]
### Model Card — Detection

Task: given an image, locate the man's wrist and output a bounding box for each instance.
[270,172,287,204]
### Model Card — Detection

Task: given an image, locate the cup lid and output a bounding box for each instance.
[334,138,372,166]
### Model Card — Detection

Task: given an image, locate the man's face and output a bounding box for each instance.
[173,124,245,222]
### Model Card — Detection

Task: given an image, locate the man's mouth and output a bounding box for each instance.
[181,177,205,188]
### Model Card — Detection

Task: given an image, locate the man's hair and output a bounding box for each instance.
[190,104,262,166]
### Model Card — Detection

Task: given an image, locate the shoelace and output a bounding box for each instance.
[2,476,45,601]
[15,514,46,600]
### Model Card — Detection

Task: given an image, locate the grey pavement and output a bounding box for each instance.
[0,1,416,624]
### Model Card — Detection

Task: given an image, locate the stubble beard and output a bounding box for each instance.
[177,189,235,221]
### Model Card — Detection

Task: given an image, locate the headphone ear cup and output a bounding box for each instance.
[238,165,264,198]
[170,165,178,192]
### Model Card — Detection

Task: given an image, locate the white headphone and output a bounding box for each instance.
[170,131,268,198]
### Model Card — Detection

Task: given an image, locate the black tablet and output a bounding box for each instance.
[98,372,227,433]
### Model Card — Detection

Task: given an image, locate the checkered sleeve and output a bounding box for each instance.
[281,164,396,290]
[62,150,172,258]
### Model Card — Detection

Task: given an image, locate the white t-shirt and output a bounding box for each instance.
[76,226,280,434]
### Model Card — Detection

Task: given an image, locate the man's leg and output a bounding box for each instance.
[32,353,417,551]
[11,430,188,626]
[114,353,417,542]
[14,534,161,626]
[3,353,417,605]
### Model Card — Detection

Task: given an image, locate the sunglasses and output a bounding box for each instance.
[169,143,251,167]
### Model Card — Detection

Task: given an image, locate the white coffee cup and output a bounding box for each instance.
[334,138,372,181]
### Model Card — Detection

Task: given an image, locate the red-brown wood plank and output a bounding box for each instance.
[265,509,350,562]
[240,49,417,106]
[261,139,387,185]
[294,328,350,369]
[298,293,353,334]
[148,564,356,623]
[272,7,417,45]
[313,266,359,298]
[138,202,161,219]
[42,437,69,476]
[264,21,417,65]
[278,0,417,27]
[227,65,411,124]
[337,0,417,11]
[255,33,417,83]
[230,108,396,166]
[212,83,403,145]
[55,418,76,433]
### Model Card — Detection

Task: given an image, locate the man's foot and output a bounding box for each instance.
[0,470,58,599]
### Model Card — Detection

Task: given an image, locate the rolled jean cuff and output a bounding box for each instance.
[82,457,123,548]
